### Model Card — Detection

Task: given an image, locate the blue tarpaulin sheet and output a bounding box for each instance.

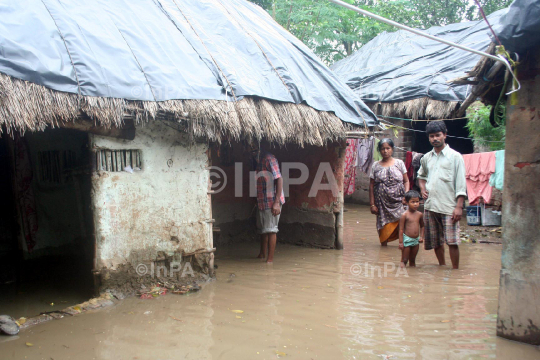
[0,0,376,126]
[496,0,540,53]
[331,9,508,104]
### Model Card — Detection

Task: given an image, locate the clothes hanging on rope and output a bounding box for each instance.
[411,152,424,190]
[489,150,505,191]
[344,139,358,196]
[357,137,374,174]
[463,152,496,205]
[377,119,505,143]
[411,152,423,170]
[405,151,416,186]
[14,134,38,252]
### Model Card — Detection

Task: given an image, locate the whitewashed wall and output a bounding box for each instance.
[90,121,211,269]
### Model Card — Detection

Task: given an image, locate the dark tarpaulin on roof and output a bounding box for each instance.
[496,0,540,54]
[0,0,376,127]
[331,9,508,104]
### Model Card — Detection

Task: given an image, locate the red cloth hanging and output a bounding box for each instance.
[405,151,414,187]
[463,152,496,205]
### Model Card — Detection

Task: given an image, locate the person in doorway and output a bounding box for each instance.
[369,138,410,246]
[417,121,467,269]
[399,190,424,268]
[250,144,284,264]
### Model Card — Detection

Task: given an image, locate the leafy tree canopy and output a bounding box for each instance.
[466,102,506,151]
[249,0,512,64]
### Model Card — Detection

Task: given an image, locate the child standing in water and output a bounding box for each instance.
[399,190,424,267]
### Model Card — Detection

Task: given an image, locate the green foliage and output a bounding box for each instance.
[407,0,513,28]
[465,103,506,151]
[249,0,513,65]
[255,0,420,64]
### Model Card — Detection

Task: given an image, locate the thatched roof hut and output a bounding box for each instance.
[0,0,376,298]
[331,8,508,120]
[0,0,376,146]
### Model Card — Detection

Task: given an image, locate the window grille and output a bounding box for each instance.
[38,150,77,184]
[94,149,141,172]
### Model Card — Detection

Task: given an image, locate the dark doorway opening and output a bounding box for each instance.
[0,129,95,319]
[411,119,474,155]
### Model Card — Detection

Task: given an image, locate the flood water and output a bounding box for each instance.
[1,204,539,359]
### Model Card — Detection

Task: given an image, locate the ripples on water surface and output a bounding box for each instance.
[1,205,539,359]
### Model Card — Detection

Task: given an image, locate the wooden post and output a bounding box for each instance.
[206,145,215,277]
[335,141,347,250]
[335,190,344,250]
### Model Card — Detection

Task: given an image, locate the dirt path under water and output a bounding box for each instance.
[1,204,539,359]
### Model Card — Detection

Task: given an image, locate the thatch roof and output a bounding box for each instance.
[0,0,376,145]
[0,72,350,146]
[447,43,505,117]
[366,98,461,120]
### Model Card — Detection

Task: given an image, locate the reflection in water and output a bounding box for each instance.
[2,205,539,360]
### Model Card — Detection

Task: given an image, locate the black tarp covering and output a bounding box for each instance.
[0,0,376,126]
[496,0,540,54]
[331,9,508,104]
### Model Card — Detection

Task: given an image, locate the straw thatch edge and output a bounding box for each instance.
[450,43,498,87]
[0,72,356,147]
[366,98,460,120]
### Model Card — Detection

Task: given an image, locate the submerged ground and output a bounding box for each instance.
[1,204,539,359]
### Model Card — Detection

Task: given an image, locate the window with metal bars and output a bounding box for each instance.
[94,149,142,172]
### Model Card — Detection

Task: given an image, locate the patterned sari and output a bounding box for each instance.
[370,160,406,243]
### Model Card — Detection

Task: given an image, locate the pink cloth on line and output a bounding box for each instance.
[344,139,358,196]
[462,152,496,205]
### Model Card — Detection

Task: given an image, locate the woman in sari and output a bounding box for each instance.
[369,138,409,246]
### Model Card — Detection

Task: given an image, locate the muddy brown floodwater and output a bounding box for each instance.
[2,204,540,359]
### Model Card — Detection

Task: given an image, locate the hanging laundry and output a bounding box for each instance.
[411,152,424,190]
[357,137,374,174]
[489,150,505,191]
[405,151,416,186]
[344,139,358,196]
[411,152,423,171]
[463,152,496,205]
[372,138,382,162]
[14,134,38,252]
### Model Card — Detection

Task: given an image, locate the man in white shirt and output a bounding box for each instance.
[417,121,467,269]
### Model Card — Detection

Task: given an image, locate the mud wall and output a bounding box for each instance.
[273,142,344,249]
[90,122,211,271]
[211,141,345,249]
[21,129,91,258]
[497,46,540,345]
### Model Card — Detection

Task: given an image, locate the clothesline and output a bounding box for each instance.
[378,115,469,122]
[463,150,505,206]
[377,118,506,143]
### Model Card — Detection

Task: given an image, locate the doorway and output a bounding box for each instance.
[0,128,95,319]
